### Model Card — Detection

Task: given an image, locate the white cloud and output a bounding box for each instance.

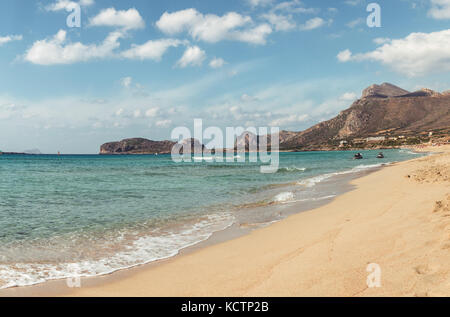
[115,108,124,116]
[339,92,357,101]
[121,77,132,88]
[337,29,450,76]
[299,17,326,30]
[247,0,275,8]
[0,74,364,153]
[0,35,22,46]
[0,103,25,119]
[89,8,145,30]
[260,1,321,32]
[155,119,172,127]
[24,29,123,65]
[155,8,200,34]
[337,49,352,62]
[133,109,142,118]
[344,0,363,6]
[240,94,258,102]
[80,0,94,6]
[145,107,160,118]
[269,114,309,127]
[209,57,226,68]
[176,46,206,68]
[122,39,184,61]
[156,8,272,45]
[232,24,272,44]
[428,0,450,19]
[46,0,94,11]
[272,0,318,14]
[262,12,296,31]
[373,37,390,45]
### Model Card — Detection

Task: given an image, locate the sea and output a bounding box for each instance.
[0,149,424,288]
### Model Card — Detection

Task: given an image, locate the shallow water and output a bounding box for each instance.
[0,149,423,288]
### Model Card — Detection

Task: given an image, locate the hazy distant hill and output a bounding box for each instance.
[24,149,42,155]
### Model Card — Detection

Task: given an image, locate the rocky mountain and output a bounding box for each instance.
[100,138,176,154]
[100,83,450,153]
[234,83,449,151]
[100,138,205,155]
[362,82,410,99]
[274,83,450,150]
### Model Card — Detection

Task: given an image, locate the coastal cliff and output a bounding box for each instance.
[100,83,450,154]
[275,83,450,150]
[100,138,205,155]
[100,138,176,154]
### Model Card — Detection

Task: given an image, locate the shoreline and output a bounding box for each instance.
[0,154,378,296]
[1,145,448,296]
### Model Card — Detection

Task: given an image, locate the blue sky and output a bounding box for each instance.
[0,0,449,153]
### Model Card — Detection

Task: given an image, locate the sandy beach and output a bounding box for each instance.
[2,145,449,297]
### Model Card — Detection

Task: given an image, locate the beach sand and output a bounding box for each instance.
[2,145,449,297]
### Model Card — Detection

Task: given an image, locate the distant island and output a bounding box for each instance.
[100,138,204,155]
[99,83,450,154]
[0,148,42,155]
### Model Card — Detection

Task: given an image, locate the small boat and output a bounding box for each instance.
[354,153,363,160]
[377,152,384,159]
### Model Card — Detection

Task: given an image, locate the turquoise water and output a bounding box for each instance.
[0,149,423,288]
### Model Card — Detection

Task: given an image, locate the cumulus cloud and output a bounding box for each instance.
[261,12,296,31]
[428,0,450,20]
[156,8,272,45]
[24,31,182,65]
[269,114,309,127]
[271,0,318,14]
[122,39,184,61]
[155,119,172,128]
[339,92,357,101]
[232,24,272,44]
[45,0,94,11]
[209,57,226,68]
[24,29,123,65]
[145,107,160,118]
[260,1,319,31]
[428,0,450,19]
[0,35,22,46]
[89,7,145,30]
[247,0,274,7]
[337,49,352,62]
[337,29,450,76]
[176,46,206,68]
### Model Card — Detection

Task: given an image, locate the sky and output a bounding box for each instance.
[0,0,449,154]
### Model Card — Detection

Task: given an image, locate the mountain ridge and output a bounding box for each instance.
[99,83,450,154]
